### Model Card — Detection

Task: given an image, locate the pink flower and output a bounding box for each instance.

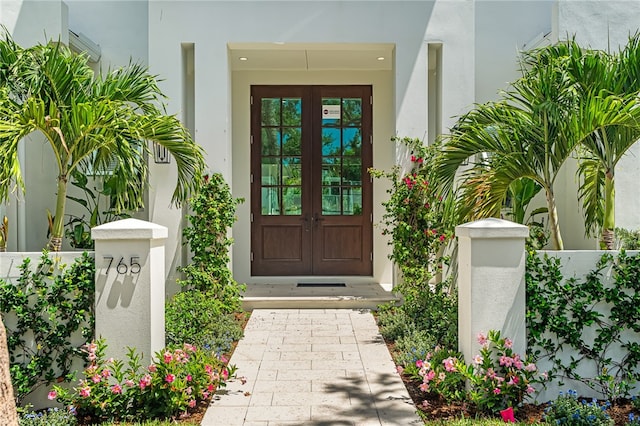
[91,374,101,383]
[541,371,549,380]
[47,390,57,400]
[202,391,210,399]
[163,352,173,363]
[205,365,213,374]
[443,357,457,372]
[525,363,537,372]
[473,354,483,365]
[221,368,229,380]
[486,368,497,379]
[148,364,157,372]
[111,384,122,394]
[493,388,501,395]
[186,386,193,395]
[124,379,135,387]
[79,387,91,398]
[526,385,535,394]
[499,356,513,367]
[140,374,152,390]
[425,370,436,382]
[507,376,519,386]
[500,406,516,423]
[188,399,196,408]
[396,365,404,375]
[186,374,192,382]
[438,372,446,381]
[101,369,111,378]
[477,332,487,346]
[416,360,424,368]
[207,384,215,392]
[411,155,417,162]
[88,353,97,362]
[514,359,524,370]
[165,374,176,383]
[439,234,446,242]
[419,382,429,392]
[504,338,513,349]
[184,343,196,352]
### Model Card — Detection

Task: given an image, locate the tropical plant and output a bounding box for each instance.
[0,32,205,251]
[64,170,130,249]
[0,252,94,404]
[0,215,7,251]
[522,36,640,249]
[51,339,234,422]
[438,39,640,250]
[178,173,244,311]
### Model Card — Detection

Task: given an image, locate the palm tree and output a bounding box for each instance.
[568,36,640,249]
[438,41,640,250]
[438,49,580,250]
[0,33,205,251]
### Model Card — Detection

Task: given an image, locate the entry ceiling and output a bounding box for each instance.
[228,43,394,71]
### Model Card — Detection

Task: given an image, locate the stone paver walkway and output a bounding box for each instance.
[201,309,421,426]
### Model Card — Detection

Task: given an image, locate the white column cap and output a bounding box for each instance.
[92,218,168,240]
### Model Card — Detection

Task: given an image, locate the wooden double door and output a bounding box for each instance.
[250,85,373,276]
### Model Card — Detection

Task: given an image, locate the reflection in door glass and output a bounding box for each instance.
[261,187,280,215]
[261,157,280,185]
[260,97,303,216]
[343,187,362,215]
[320,97,364,216]
[261,98,280,126]
[342,98,362,125]
[283,186,302,215]
[322,186,342,215]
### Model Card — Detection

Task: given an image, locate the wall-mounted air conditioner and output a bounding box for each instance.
[68,30,101,62]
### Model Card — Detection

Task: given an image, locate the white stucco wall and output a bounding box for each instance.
[147,0,476,284]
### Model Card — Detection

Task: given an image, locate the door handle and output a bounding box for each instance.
[313,213,325,228]
[300,214,310,232]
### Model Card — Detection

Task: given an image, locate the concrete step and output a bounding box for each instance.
[241,282,399,310]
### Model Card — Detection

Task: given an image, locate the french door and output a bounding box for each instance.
[250,85,373,276]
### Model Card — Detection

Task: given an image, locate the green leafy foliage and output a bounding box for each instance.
[416,331,542,414]
[64,170,131,249]
[165,290,243,355]
[615,227,640,250]
[543,390,614,426]
[52,339,234,422]
[0,252,95,404]
[371,137,458,359]
[526,251,640,400]
[19,407,77,426]
[178,173,244,312]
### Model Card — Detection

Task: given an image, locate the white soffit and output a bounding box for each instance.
[228,42,394,71]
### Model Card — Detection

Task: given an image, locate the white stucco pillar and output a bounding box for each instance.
[455,218,529,363]
[92,218,167,364]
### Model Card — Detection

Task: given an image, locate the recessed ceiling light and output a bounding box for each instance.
[239,57,248,61]
[377,56,385,61]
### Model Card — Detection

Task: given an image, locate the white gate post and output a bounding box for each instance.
[455,218,528,362]
[92,218,167,364]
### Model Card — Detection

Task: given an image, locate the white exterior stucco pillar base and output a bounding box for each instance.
[92,218,167,364]
[455,218,528,362]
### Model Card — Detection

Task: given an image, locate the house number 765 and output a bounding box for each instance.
[103,256,141,275]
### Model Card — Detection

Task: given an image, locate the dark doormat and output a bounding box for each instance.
[296,283,347,288]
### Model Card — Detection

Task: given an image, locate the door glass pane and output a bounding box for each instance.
[283,187,302,215]
[261,98,280,126]
[322,128,341,156]
[282,127,301,155]
[282,98,302,126]
[321,98,341,126]
[343,186,362,215]
[262,187,280,215]
[322,186,341,215]
[343,128,361,156]
[322,163,341,186]
[282,157,301,185]
[261,128,281,156]
[342,157,361,185]
[261,157,280,185]
[342,98,362,126]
